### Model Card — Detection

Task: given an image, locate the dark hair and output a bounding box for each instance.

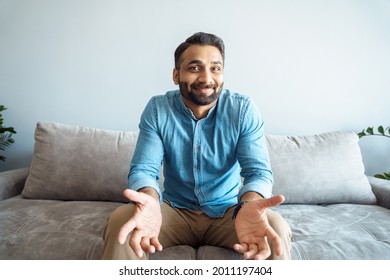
[174,32,225,69]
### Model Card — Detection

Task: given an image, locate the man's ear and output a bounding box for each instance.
[172,68,179,85]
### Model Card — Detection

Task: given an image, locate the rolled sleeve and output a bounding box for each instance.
[238,180,273,200]
[128,97,164,205]
[237,99,273,200]
[129,177,163,204]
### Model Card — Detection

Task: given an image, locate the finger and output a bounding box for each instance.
[258,194,285,209]
[129,230,144,258]
[150,237,163,252]
[253,238,271,260]
[141,237,155,254]
[266,226,282,256]
[118,218,137,244]
[243,243,259,260]
[233,243,249,254]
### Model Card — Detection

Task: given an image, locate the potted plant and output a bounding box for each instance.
[358,126,390,180]
[0,105,17,162]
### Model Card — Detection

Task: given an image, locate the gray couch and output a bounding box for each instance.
[0,122,389,260]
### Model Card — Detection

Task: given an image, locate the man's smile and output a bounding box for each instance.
[192,84,216,95]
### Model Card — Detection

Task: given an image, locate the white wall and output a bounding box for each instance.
[1,0,389,175]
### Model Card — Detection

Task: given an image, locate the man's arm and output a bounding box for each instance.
[236,99,273,201]
[234,99,282,259]
[128,97,165,203]
[240,191,263,202]
[118,97,166,257]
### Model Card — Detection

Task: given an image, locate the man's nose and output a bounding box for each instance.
[198,70,213,84]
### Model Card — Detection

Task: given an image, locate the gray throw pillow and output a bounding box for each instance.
[266,131,377,204]
[22,122,137,202]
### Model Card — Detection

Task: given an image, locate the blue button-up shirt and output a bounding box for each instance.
[128,89,273,218]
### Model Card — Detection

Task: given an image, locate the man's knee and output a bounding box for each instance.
[267,210,291,237]
[103,204,136,240]
[101,204,142,260]
[267,210,292,260]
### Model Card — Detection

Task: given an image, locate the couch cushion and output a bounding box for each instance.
[196,246,242,260]
[0,196,123,259]
[266,131,376,204]
[22,122,137,202]
[150,245,197,260]
[273,204,390,259]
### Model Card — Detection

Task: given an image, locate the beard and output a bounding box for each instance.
[179,81,223,106]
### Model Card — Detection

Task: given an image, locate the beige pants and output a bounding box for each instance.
[101,201,292,260]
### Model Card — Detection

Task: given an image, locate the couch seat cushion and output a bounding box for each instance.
[150,245,197,260]
[0,196,122,259]
[273,204,390,259]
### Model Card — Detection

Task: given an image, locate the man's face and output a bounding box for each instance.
[173,45,224,106]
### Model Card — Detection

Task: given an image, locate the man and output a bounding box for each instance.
[101,32,291,260]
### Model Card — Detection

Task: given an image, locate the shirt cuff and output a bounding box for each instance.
[238,180,273,201]
[129,178,163,205]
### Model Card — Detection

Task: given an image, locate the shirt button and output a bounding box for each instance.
[195,168,200,172]
[196,146,200,151]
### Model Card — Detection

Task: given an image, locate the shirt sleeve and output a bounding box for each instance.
[128,97,164,204]
[236,99,273,200]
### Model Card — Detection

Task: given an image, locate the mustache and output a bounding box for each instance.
[191,82,216,89]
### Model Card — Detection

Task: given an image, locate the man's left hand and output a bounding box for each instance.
[233,195,285,260]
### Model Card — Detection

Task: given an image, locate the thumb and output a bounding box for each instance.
[123,189,148,205]
[258,194,285,209]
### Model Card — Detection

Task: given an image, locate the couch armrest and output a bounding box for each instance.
[0,168,30,201]
[368,176,390,209]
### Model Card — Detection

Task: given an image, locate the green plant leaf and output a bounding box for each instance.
[0,131,15,151]
[0,105,16,162]
[357,130,366,138]
[357,126,390,138]
[374,174,386,180]
[374,172,390,180]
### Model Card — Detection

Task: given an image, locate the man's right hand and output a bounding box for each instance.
[118,188,163,258]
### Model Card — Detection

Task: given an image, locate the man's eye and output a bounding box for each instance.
[189,66,200,72]
[212,66,222,72]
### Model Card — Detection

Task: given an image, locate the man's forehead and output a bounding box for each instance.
[187,59,223,65]
[180,45,223,64]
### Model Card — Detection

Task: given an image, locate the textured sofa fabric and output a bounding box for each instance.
[21,123,137,202]
[267,132,377,204]
[0,195,121,259]
[0,121,389,260]
[275,204,390,259]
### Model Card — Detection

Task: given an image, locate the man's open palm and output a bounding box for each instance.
[118,189,163,258]
[233,195,285,260]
